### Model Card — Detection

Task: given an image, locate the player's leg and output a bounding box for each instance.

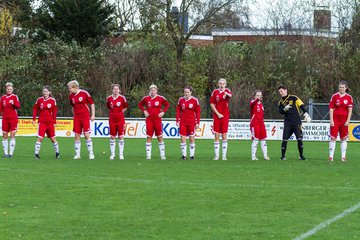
[109,121,116,160]
[339,125,349,162]
[34,122,45,159]
[329,124,339,162]
[146,119,154,159]
[155,120,165,160]
[281,124,292,160]
[250,125,259,160]
[118,123,125,160]
[73,119,82,159]
[8,120,18,158]
[179,124,187,159]
[221,119,229,160]
[2,119,9,157]
[213,119,221,160]
[294,124,306,160]
[260,123,269,160]
[188,125,196,160]
[48,124,60,159]
[83,119,94,159]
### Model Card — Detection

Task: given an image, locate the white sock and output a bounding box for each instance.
[260,140,268,158]
[329,141,336,159]
[341,140,347,159]
[2,139,8,155]
[222,140,228,158]
[35,142,41,154]
[53,142,59,153]
[214,141,220,157]
[146,143,152,158]
[110,139,116,156]
[189,143,195,157]
[251,140,259,158]
[159,142,165,157]
[180,143,187,156]
[9,138,15,155]
[86,140,93,155]
[119,140,124,156]
[75,141,81,156]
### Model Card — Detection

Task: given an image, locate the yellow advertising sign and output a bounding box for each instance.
[17,118,73,137]
[349,123,360,142]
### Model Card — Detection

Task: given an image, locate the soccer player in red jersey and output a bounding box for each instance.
[250,90,270,161]
[67,80,95,159]
[106,84,128,160]
[210,78,232,160]
[32,86,60,159]
[329,81,353,162]
[0,82,20,158]
[138,84,170,160]
[176,86,201,160]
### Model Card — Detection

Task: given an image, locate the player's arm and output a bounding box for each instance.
[278,101,286,114]
[162,98,170,113]
[225,89,232,98]
[210,103,223,118]
[32,101,38,125]
[90,103,95,121]
[345,107,352,126]
[106,97,111,110]
[13,96,20,109]
[195,103,201,126]
[53,102,58,124]
[175,102,181,125]
[122,97,129,113]
[329,108,334,127]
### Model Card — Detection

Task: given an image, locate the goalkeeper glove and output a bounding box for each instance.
[304,112,311,123]
[283,104,292,111]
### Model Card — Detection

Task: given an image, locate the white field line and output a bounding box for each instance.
[293,201,360,240]
[1,167,360,191]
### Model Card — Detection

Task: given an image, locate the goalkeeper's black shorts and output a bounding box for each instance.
[282,124,303,140]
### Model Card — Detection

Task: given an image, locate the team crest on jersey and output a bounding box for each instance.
[182,103,185,110]
[289,100,293,105]
[344,100,348,104]
[189,103,193,108]
[155,101,159,106]
[47,104,52,108]
[116,102,121,106]
[79,97,83,102]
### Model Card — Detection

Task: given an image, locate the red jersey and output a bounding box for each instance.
[250,99,264,124]
[329,93,353,121]
[176,96,201,125]
[32,97,57,123]
[138,95,170,119]
[0,94,20,120]
[106,94,128,121]
[69,90,94,120]
[210,88,232,118]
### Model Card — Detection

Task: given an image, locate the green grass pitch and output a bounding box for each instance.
[0,137,359,239]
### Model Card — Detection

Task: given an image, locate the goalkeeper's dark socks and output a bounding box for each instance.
[281,141,287,157]
[297,140,304,157]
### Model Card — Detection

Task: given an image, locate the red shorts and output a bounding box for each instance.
[37,122,56,138]
[146,118,162,137]
[213,118,229,134]
[2,118,18,133]
[330,123,348,139]
[73,118,91,135]
[250,123,267,140]
[109,120,125,138]
[179,124,196,137]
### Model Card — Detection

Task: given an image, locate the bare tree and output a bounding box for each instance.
[111,0,138,31]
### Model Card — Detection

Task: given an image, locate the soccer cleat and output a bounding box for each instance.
[2,154,8,158]
[264,156,270,161]
[35,154,40,159]
[299,156,307,161]
[190,156,195,160]
[341,157,346,162]
[213,156,219,161]
[7,154,12,158]
[89,154,95,160]
[110,155,115,160]
[280,157,286,161]
[146,156,151,160]
[222,156,227,161]
[252,157,259,161]
[73,155,81,160]
[119,155,124,160]
[181,156,187,160]
[161,155,166,160]
[55,152,60,159]
[328,157,333,163]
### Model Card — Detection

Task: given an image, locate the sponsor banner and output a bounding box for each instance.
[349,123,360,141]
[5,118,358,141]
